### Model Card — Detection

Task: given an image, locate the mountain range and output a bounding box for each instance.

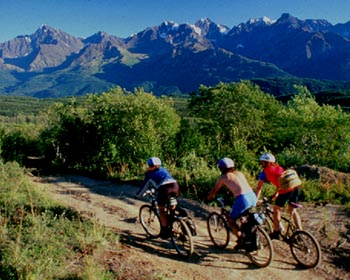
[1,13,350,98]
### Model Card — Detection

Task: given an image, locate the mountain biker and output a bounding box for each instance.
[207,157,257,249]
[135,157,180,238]
[255,153,302,239]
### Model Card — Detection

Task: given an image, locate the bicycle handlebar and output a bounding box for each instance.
[216,197,225,207]
[142,187,156,197]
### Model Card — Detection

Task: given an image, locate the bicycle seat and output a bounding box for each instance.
[290,202,302,208]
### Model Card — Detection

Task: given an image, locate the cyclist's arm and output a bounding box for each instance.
[207,177,224,201]
[255,179,264,201]
[135,178,157,198]
[256,170,267,201]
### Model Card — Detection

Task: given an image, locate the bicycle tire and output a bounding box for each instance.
[207,212,230,249]
[171,218,194,258]
[262,214,273,234]
[290,230,321,268]
[246,226,274,268]
[139,204,161,238]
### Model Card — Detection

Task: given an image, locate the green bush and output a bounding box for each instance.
[40,87,180,177]
[300,179,350,205]
[168,151,219,200]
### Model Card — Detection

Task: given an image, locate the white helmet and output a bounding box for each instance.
[218,158,234,169]
[147,157,161,167]
[259,153,276,163]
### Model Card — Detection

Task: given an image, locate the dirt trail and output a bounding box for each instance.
[31,174,349,280]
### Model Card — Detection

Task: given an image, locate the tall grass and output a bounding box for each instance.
[0,161,118,279]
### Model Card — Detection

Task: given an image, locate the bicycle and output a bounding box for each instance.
[207,197,274,268]
[258,197,321,268]
[139,187,196,258]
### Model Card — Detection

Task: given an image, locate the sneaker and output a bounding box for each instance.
[269,230,281,240]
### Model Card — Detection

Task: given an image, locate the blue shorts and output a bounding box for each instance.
[230,191,257,220]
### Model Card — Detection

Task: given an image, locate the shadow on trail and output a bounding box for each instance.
[118,229,267,271]
[41,174,309,272]
[118,230,197,263]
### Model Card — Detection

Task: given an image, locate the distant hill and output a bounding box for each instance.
[1,14,350,98]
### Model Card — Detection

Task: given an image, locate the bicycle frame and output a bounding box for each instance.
[139,187,195,258]
[207,197,274,268]
[259,197,321,268]
[142,188,177,224]
[260,198,297,242]
[216,197,230,219]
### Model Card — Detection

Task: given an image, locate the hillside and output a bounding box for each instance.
[31,174,350,280]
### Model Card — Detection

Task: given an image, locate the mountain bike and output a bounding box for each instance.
[207,197,274,268]
[258,197,321,268]
[139,187,196,258]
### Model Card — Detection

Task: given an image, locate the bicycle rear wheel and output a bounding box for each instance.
[207,212,230,249]
[290,230,321,268]
[171,218,194,258]
[246,226,274,268]
[139,205,161,238]
[262,215,273,235]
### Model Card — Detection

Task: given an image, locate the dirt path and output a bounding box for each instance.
[31,174,349,280]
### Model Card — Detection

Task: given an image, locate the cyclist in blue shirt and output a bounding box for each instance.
[136,157,180,238]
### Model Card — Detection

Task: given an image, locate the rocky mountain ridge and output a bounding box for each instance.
[1,13,350,97]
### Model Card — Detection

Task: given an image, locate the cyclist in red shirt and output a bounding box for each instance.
[255,153,302,239]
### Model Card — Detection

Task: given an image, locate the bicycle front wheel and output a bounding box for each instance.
[171,218,194,258]
[290,230,321,268]
[139,205,161,238]
[207,212,230,249]
[246,226,274,268]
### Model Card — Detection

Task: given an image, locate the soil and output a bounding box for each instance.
[30,174,350,280]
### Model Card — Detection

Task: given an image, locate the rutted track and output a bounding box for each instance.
[31,174,349,280]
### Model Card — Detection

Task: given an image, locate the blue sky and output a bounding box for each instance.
[0,0,349,42]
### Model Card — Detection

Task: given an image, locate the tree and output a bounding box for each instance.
[40,87,181,176]
[188,81,283,168]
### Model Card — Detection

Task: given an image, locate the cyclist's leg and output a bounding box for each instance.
[158,182,180,227]
[230,191,257,240]
[273,204,282,231]
[273,193,290,236]
[156,188,168,228]
[165,181,180,208]
[288,187,302,229]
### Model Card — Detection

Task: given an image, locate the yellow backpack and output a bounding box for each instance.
[278,169,301,190]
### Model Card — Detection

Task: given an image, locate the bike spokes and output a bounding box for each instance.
[139,205,161,238]
[246,226,274,268]
[207,212,230,249]
[171,219,194,258]
[290,230,321,268]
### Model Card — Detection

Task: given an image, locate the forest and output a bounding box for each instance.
[0,80,350,204]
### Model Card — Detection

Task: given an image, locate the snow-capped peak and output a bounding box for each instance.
[247,16,276,25]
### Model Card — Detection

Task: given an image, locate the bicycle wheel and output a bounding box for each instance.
[171,218,194,258]
[207,212,230,249]
[262,215,273,235]
[290,230,321,268]
[246,226,274,268]
[139,205,161,238]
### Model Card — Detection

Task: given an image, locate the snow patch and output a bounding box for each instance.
[190,24,202,35]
